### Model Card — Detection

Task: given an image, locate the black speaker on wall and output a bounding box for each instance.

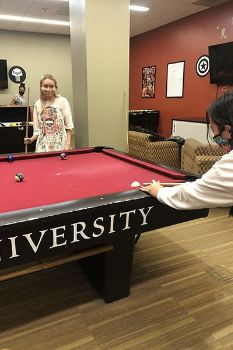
[0,59,8,89]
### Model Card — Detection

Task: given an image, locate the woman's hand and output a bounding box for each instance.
[64,142,72,150]
[24,137,33,144]
[65,130,72,150]
[140,180,164,198]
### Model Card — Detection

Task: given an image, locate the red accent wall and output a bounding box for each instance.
[129,2,233,138]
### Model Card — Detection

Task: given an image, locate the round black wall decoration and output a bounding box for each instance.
[196,55,209,77]
[9,66,26,84]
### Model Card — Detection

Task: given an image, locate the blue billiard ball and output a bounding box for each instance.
[7,155,14,163]
[15,173,24,182]
[60,152,67,160]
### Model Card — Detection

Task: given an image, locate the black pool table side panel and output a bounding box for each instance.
[0,189,208,267]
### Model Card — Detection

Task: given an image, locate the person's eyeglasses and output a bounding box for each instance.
[213,134,230,146]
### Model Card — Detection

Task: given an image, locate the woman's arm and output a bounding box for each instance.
[65,129,72,150]
[141,152,233,210]
[24,103,39,145]
[24,134,38,144]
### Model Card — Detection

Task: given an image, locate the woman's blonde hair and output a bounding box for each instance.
[40,74,58,89]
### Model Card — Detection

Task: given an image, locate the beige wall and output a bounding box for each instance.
[0,30,72,108]
[70,0,129,151]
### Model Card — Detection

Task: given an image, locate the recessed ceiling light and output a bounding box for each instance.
[129,5,149,12]
[0,15,70,26]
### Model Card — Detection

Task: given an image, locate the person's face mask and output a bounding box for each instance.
[19,88,25,96]
[209,115,232,151]
[213,134,230,146]
[41,88,56,99]
[213,134,231,153]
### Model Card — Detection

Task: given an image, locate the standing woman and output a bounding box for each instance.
[24,74,74,152]
[140,91,233,214]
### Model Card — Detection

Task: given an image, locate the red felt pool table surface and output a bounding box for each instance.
[1,148,186,213]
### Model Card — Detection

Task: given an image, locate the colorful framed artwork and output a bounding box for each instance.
[142,65,156,98]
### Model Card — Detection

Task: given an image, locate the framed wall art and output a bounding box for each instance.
[142,65,156,98]
[166,61,185,98]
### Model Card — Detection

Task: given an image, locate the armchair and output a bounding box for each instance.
[181,138,225,175]
[128,131,180,168]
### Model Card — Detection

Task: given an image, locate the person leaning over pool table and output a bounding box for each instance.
[140,91,233,215]
[24,74,74,152]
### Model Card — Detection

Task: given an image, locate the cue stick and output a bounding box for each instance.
[142,182,184,187]
[25,86,30,154]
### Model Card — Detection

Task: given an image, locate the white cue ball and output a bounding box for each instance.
[131,181,141,187]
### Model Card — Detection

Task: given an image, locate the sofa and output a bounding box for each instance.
[181,138,225,175]
[128,130,181,168]
[128,131,225,176]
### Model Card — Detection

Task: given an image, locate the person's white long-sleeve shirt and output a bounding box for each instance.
[157,150,233,210]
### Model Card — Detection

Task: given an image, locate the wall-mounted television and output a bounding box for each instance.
[0,59,8,89]
[208,41,233,84]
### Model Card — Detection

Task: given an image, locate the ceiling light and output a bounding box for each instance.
[129,5,149,12]
[0,15,70,26]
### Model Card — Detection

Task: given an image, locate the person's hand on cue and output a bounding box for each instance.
[24,137,32,144]
[140,180,164,198]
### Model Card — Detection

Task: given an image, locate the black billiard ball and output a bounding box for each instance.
[60,152,67,160]
[7,155,14,163]
[15,173,24,182]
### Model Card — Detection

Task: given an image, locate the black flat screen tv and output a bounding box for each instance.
[0,59,8,89]
[208,41,233,84]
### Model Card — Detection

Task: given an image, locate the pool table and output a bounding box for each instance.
[0,147,209,302]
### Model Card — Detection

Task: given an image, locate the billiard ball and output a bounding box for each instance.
[131,181,141,187]
[15,173,24,182]
[60,152,67,160]
[7,155,14,163]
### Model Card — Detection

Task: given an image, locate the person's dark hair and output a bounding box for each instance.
[19,83,25,88]
[206,91,233,148]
